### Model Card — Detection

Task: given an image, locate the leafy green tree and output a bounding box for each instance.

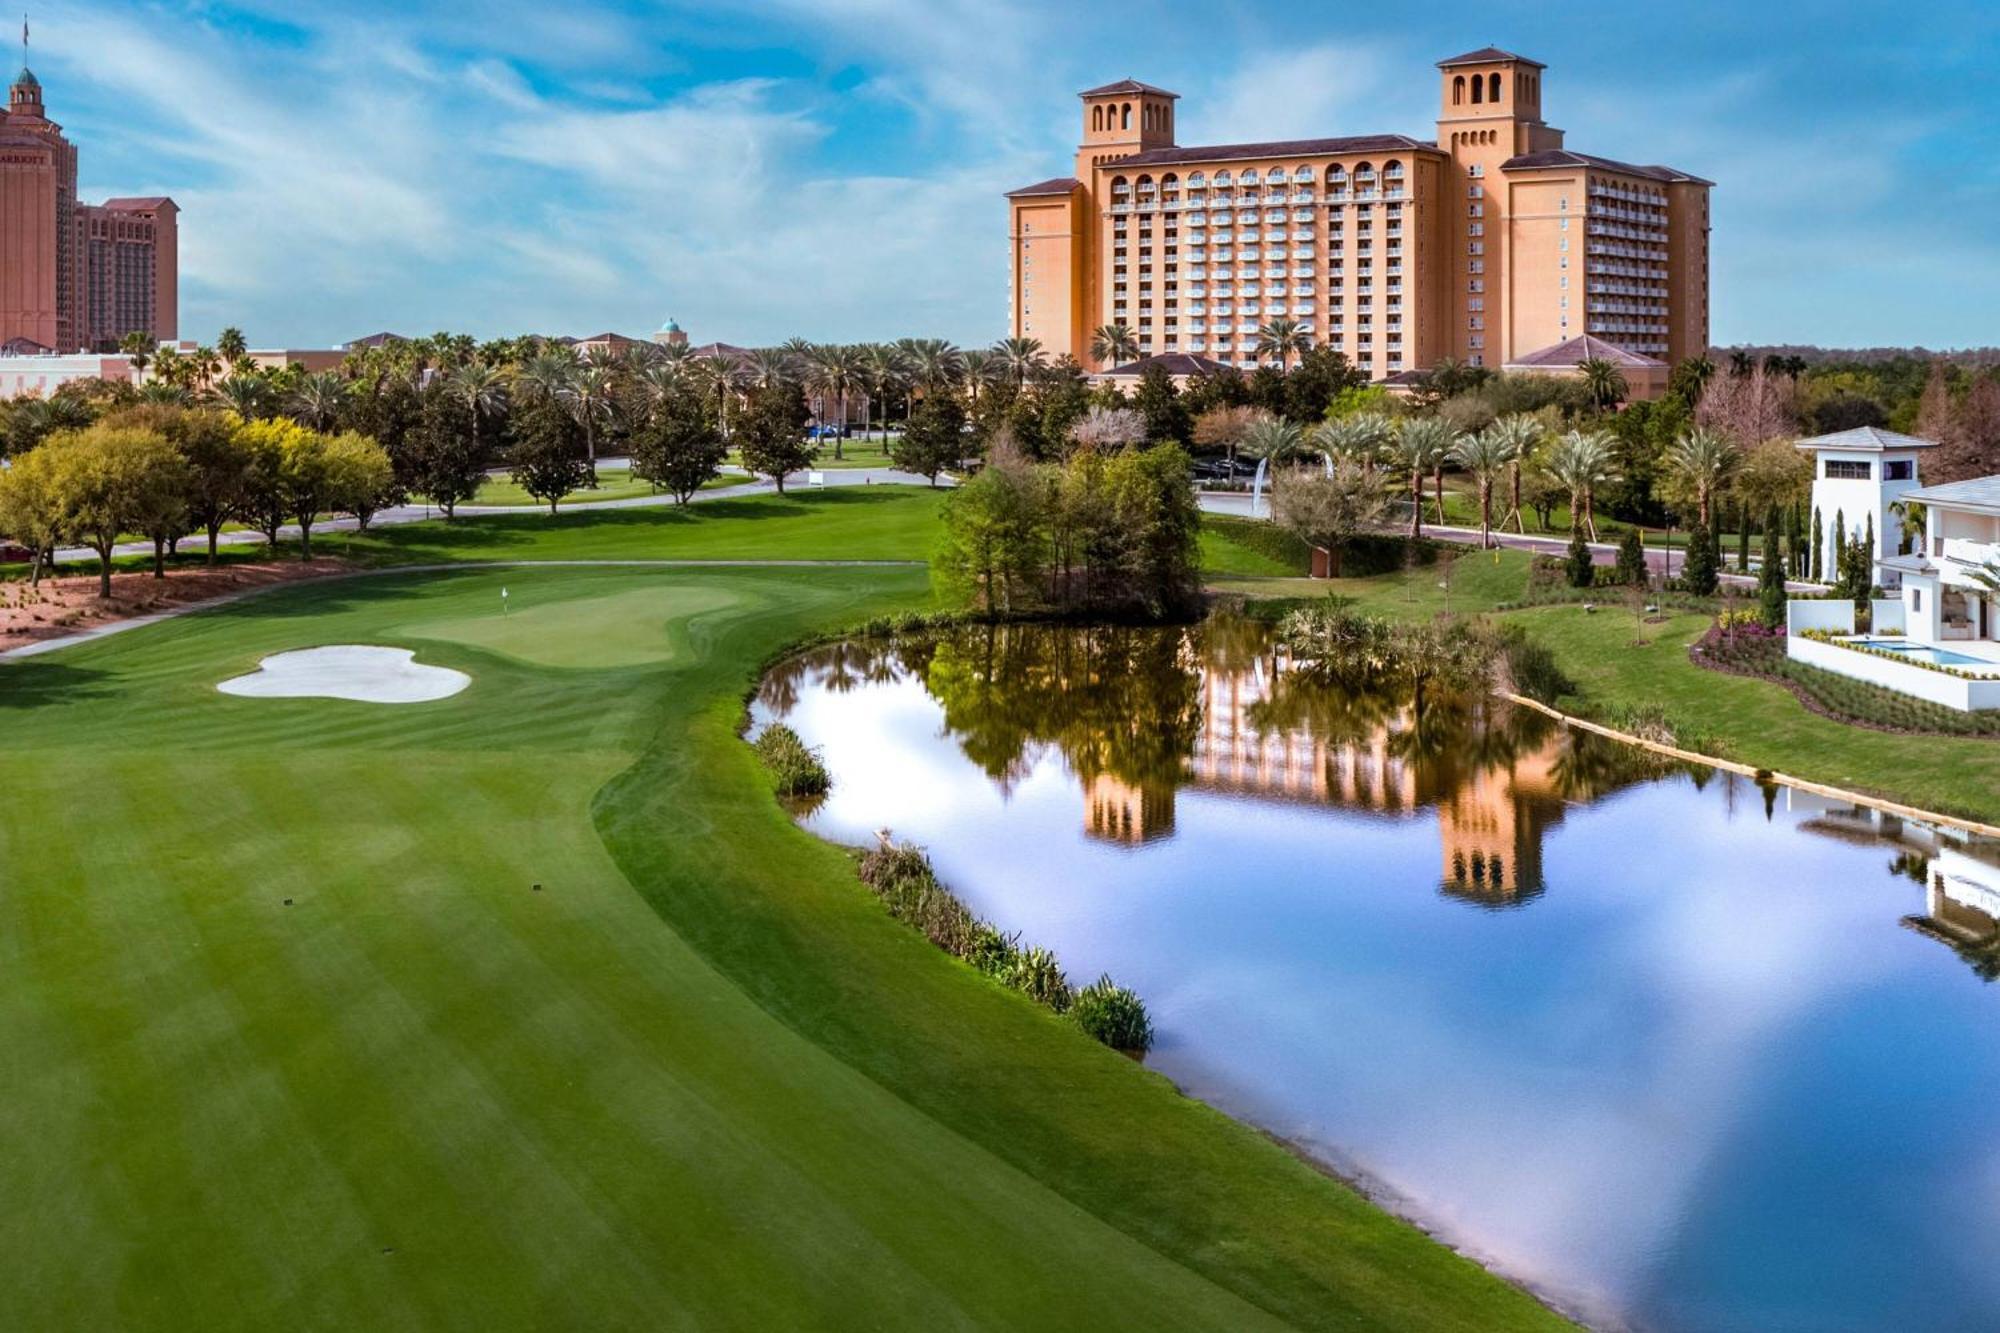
[1565,526,1595,589]
[735,384,817,493]
[1104,444,1204,617]
[47,425,186,594]
[323,431,395,532]
[1131,364,1190,444]
[1271,458,1388,578]
[1681,512,1720,595]
[934,455,1047,614]
[1283,345,1366,423]
[893,395,967,485]
[0,444,66,586]
[1811,506,1824,582]
[629,391,726,503]
[507,394,592,514]
[406,388,489,518]
[1758,509,1788,628]
[1615,527,1647,586]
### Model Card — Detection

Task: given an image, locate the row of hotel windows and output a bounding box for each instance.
[1110,161,1405,196]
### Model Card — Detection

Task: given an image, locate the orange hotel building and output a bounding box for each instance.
[0,60,177,353]
[1006,48,1711,377]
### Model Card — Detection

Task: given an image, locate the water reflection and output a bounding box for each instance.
[761,616,1668,904]
[756,621,2000,1332]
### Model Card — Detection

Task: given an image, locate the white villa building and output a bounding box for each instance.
[1797,426,1934,578]
[1786,430,2000,711]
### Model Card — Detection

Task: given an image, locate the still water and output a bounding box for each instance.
[753,621,2000,1332]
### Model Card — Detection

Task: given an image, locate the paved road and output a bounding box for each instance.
[59,465,941,566]
[1196,490,1821,592]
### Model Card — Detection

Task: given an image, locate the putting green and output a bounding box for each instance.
[0,562,1565,1332]
[395,581,741,668]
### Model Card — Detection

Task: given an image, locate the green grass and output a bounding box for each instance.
[0,559,1564,1331]
[313,484,951,568]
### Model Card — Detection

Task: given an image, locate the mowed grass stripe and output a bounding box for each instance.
[2,560,1563,1330]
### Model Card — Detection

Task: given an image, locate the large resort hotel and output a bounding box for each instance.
[1006,48,1712,379]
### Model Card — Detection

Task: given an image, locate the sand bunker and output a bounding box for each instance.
[217,645,470,704]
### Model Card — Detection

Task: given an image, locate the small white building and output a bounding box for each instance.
[1883,476,2000,645]
[1794,426,1936,581]
[0,350,138,399]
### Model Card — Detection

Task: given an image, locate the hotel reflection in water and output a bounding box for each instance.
[1082,659,1571,907]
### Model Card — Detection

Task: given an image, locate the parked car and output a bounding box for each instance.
[807,425,845,441]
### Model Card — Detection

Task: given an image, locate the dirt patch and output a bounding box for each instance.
[0,560,352,654]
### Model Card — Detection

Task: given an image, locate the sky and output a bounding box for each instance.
[27,0,2000,350]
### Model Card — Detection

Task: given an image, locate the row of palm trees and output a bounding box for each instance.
[1088,317,1315,373]
[1239,409,1741,549]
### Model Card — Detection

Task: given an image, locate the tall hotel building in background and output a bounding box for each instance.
[1006,48,1711,376]
[0,58,177,352]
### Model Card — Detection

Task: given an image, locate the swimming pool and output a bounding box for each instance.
[1851,637,2000,670]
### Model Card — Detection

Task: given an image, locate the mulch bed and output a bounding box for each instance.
[0,559,353,654]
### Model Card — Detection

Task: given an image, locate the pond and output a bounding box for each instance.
[752,619,2000,1333]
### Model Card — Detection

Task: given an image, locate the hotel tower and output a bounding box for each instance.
[0,44,177,352]
[1005,48,1711,377]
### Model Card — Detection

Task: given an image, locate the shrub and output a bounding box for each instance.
[1070,975,1155,1054]
[1009,947,1072,1013]
[964,922,1021,978]
[1614,527,1648,586]
[1564,527,1594,588]
[1500,629,1576,705]
[754,723,830,796]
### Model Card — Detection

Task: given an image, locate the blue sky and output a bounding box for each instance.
[30,0,2000,349]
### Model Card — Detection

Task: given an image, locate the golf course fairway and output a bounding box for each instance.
[0,558,1566,1331]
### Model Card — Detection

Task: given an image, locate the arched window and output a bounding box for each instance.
[1187,171,1206,187]
[1266,166,1286,184]
[1383,159,1404,178]
[1121,103,1131,130]
[1453,75,1464,106]
[1489,72,1501,102]
[1092,106,1103,133]
[1213,170,1232,187]
[1471,77,1482,104]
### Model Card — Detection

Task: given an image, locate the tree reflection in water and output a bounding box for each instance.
[763,616,1679,902]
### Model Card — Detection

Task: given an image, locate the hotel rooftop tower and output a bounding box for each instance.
[1006,48,1710,377]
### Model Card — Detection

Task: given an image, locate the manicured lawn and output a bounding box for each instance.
[315,484,951,567]
[0,560,1565,1330]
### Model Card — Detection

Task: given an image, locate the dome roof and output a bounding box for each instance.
[659,317,682,333]
[13,66,37,88]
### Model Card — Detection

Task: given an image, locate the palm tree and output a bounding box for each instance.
[808,343,862,460]
[690,355,748,440]
[447,361,508,474]
[1664,426,1738,528]
[1311,412,1392,468]
[1253,317,1311,373]
[960,348,1000,413]
[1387,418,1454,539]
[1483,414,1543,533]
[287,371,348,431]
[567,362,616,474]
[209,372,270,419]
[518,349,578,403]
[1577,357,1628,412]
[118,329,154,376]
[216,326,249,369]
[1450,427,1520,549]
[746,347,794,392]
[1239,414,1306,468]
[1089,323,1141,367]
[860,343,908,444]
[1543,429,1621,540]
[991,336,1044,391]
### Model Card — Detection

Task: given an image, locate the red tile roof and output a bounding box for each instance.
[1437,47,1545,69]
[1005,176,1081,198]
[1506,334,1664,369]
[1502,148,1712,187]
[1079,78,1179,100]
[1100,352,1232,378]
